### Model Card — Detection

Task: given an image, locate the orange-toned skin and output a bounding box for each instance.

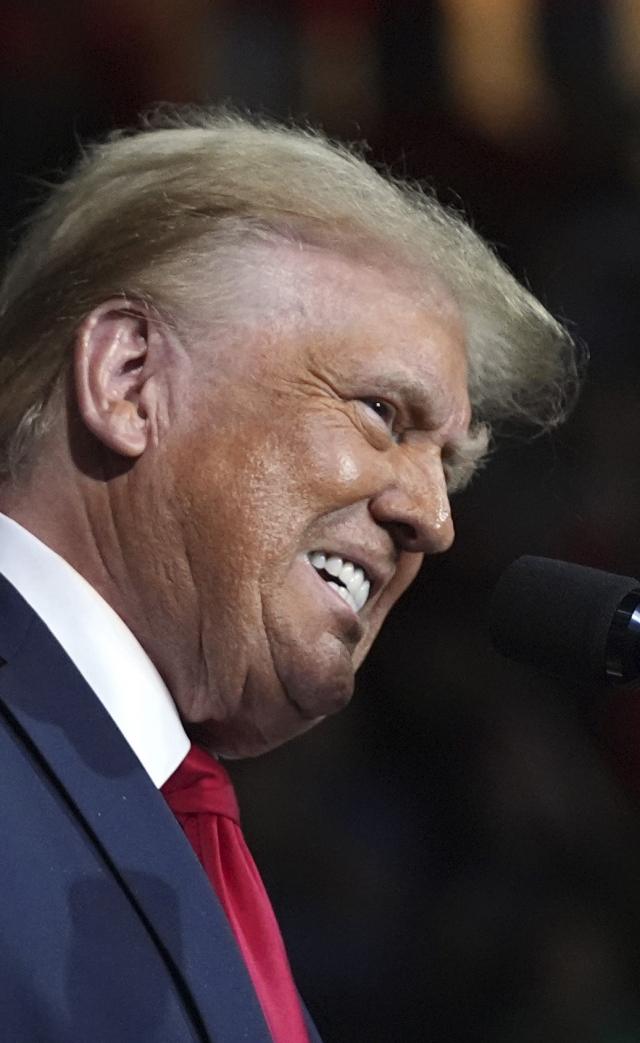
[1,243,470,758]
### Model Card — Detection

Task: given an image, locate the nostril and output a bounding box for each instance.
[385,520,419,548]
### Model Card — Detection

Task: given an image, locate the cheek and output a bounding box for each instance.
[297,417,381,509]
[336,451,362,484]
[169,410,381,572]
[169,432,313,601]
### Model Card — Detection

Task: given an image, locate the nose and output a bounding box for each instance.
[368,450,455,555]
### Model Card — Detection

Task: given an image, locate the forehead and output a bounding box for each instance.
[206,240,466,359]
[228,239,463,331]
[190,240,469,430]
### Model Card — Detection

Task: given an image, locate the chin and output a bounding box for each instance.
[189,658,354,760]
[277,664,356,731]
[185,624,358,758]
[270,627,359,716]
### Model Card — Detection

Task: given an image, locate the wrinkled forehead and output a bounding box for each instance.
[188,237,464,343]
[182,239,470,445]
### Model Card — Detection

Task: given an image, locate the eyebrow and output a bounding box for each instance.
[372,371,437,412]
[376,371,467,437]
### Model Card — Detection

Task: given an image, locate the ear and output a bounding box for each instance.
[75,300,158,457]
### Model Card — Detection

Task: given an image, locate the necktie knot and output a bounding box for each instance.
[161,744,239,823]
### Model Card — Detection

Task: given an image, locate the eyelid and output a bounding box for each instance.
[360,397,397,430]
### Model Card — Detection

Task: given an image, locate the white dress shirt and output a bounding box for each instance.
[0,513,190,787]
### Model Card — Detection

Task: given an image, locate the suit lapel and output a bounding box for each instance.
[0,576,273,1043]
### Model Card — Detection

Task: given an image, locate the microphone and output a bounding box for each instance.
[488,556,640,686]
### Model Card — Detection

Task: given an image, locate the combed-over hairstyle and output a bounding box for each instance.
[0,108,578,488]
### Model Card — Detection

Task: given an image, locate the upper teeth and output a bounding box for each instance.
[308,552,371,613]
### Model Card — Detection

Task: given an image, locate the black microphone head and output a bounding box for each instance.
[489,556,640,685]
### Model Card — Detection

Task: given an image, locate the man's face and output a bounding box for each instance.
[162,245,470,757]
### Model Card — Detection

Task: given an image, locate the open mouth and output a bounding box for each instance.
[307,551,371,614]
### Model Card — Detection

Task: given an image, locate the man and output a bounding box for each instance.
[0,110,575,1042]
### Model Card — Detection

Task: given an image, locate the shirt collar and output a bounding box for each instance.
[0,513,190,787]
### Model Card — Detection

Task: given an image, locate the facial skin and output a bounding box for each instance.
[1,243,470,758]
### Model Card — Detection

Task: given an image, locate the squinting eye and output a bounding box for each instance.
[361,398,396,429]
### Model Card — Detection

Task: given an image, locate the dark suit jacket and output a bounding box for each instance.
[0,575,323,1043]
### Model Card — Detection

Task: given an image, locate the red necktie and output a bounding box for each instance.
[161,745,310,1043]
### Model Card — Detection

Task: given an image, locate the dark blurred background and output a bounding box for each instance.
[4,2,640,1040]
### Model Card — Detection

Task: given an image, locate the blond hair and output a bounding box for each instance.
[0,108,578,488]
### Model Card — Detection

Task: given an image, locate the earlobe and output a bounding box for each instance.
[75,301,153,458]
